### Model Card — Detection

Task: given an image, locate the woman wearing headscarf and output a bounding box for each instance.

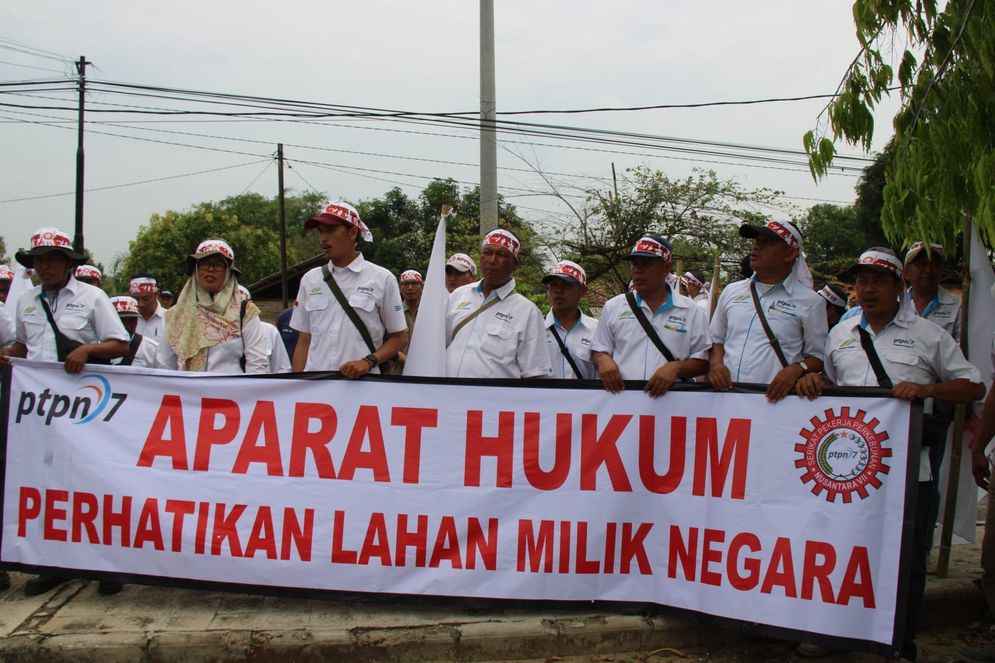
[158,239,269,374]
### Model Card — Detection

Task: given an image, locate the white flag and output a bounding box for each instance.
[403,208,451,377]
[967,221,995,391]
[936,220,995,544]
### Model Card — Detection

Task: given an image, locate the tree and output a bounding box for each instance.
[805,0,995,247]
[354,179,547,291]
[114,192,323,293]
[794,204,867,281]
[556,167,783,294]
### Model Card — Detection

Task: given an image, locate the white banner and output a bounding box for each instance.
[1,360,915,651]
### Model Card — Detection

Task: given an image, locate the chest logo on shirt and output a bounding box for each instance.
[64,302,86,311]
[495,312,514,322]
[355,286,375,295]
[768,300,797,316]
[307,287,324,296]
[455,301,473,310]
[892,338,915,348]
[617,310,635,320]
[837,338,858,350]
[732,294,750,303]
[579,337,592,346]
[796,407,891,503]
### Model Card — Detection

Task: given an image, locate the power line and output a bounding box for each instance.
[1,78,873,167]
[0,158,270,203]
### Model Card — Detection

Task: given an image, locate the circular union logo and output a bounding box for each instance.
[795,407,891,503]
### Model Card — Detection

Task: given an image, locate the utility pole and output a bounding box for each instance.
[277,144,288,309]
[73,56,89,254]
[479,0,498,235]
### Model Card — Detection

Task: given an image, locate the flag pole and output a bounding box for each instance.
[936,216,973,577]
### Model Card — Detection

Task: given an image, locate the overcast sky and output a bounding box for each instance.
[0,1,902,268]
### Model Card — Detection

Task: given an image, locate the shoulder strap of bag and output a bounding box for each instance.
[238,299,248,372]
[749,281,789,368]
[120,333,143,366]
[451,296,502,340]
[625,292,677,363]
[322,264,377,354]
[856,325,893,388]
[39,296,71,361]
[549,323,584,379]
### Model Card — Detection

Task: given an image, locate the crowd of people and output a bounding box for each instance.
[0,203,993,663]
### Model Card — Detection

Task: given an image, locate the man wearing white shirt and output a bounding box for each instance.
[904,242,961,341]
[446,229,550,379]
[291,201,407,377]
[0,226,129,596]
[131,274,166,342]
[708,219,827,402]
[238,285,290,374]
[796,248,983,662]
[109,296,161,369]
[543,260,598,380]
[592,234,710,397]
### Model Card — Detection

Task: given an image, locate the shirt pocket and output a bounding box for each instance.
[884,349,921,373]
[59,313,90,335]
[574,344,593,363]
[347,293,376,314]
[480,321,515,360]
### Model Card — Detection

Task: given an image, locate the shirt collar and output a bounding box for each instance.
[330,253,365,274]
[545,308,588,330]
[475,278,516,300]
[751,272,794,294]
[634,286,677,314]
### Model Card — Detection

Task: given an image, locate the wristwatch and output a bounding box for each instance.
[364,354,378,368]
[796,360,810,374]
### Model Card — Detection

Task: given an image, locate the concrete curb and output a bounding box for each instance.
[0,552,988,662]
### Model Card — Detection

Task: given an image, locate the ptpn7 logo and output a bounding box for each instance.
[16,374,127,426]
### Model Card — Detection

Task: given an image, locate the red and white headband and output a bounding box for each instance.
[856,250,903,277]
[30,227,73,250]
[681,271,703,288]
[312,201,374,242]
[631,236,672,261]
[482,229,521,260]
[765,220,802,250]
[904,241,944,265]
[400,269,423,283]
[817,285,847,308]
[545,260,587,286]
[130,276,159,294]
[192,239,235,262]
[75,265,102,281]
[110,296,140,316]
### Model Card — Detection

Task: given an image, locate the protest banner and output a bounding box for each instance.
[1,359,918,655]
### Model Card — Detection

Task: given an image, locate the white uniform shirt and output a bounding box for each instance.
[544,310,598,379]
[709,275,828,384]
[592,290,711,380]
[0,305,13,348]
[13,277,129,361]
[136,304,167,342]
[290,254,406,373]
[261,321,291,373]
[446,279,551,379]
[825,313,982,480]
[906,287,961,342]
[157,315,270,374]
[112,334,162,369]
